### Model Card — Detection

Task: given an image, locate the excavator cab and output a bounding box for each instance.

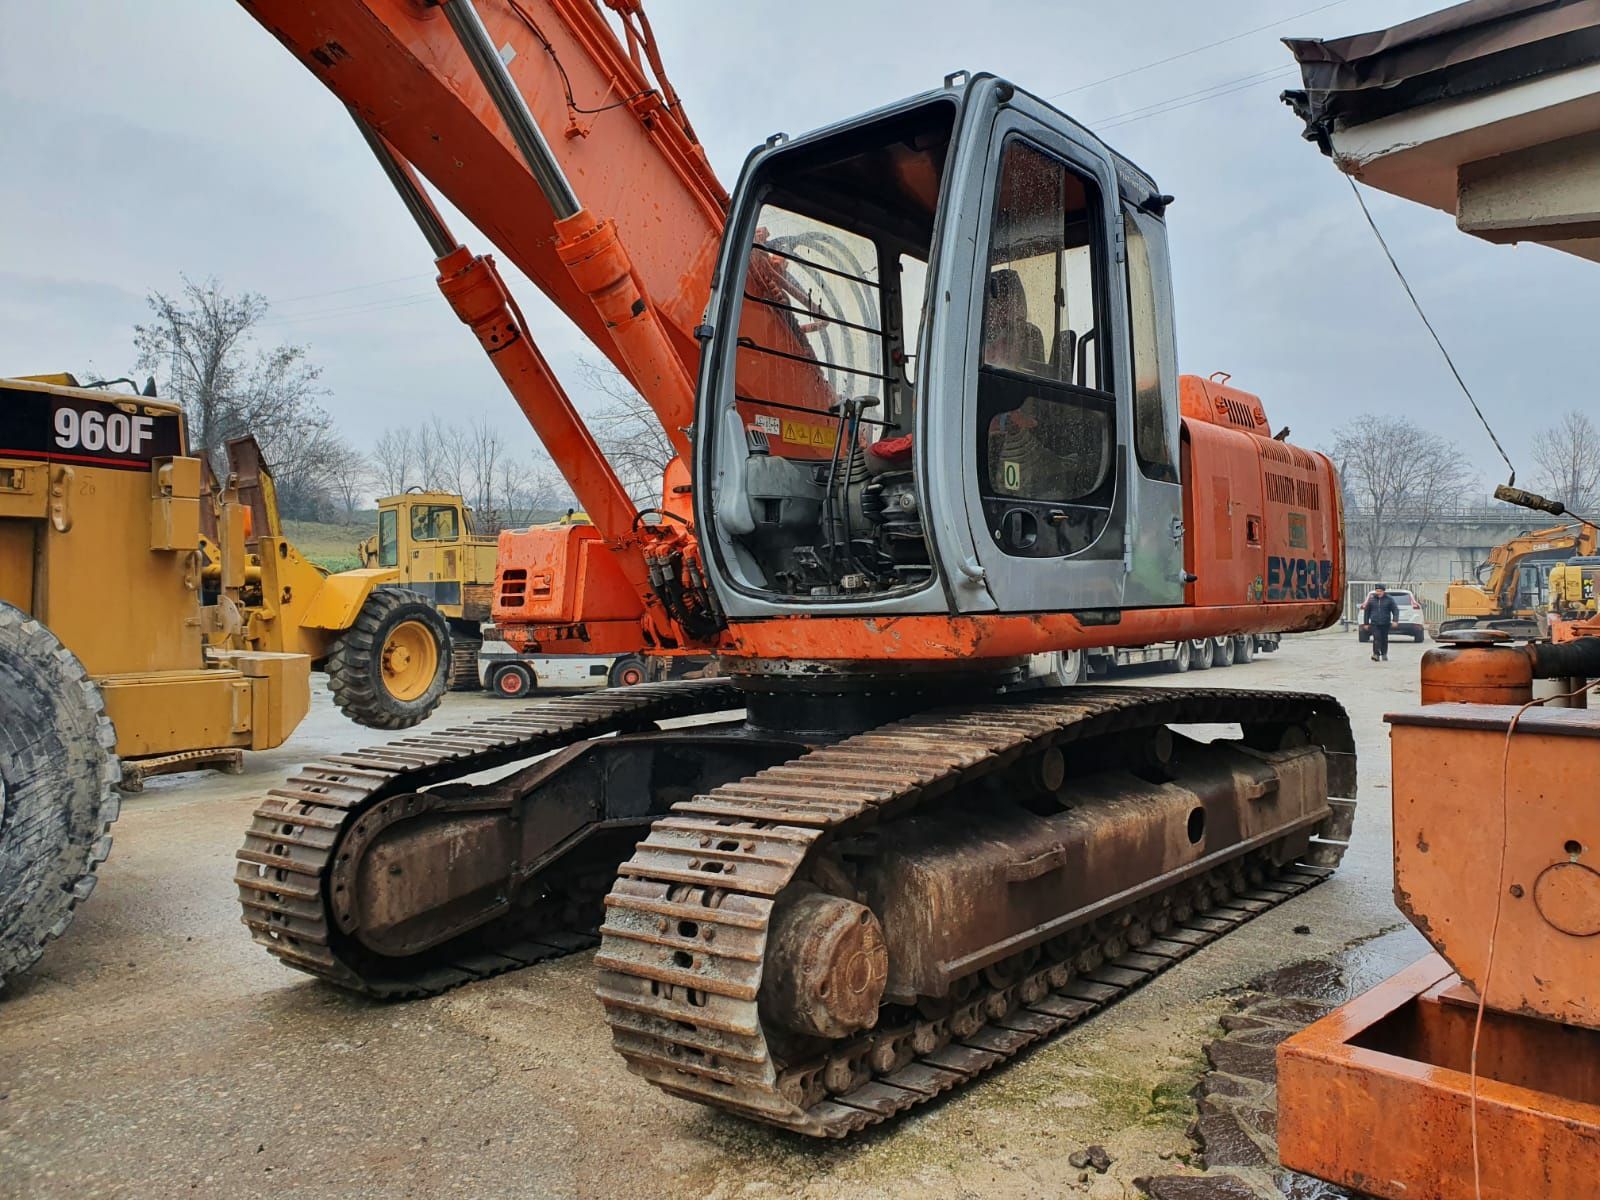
[697,75,1184,623]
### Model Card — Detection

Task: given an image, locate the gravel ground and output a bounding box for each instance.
[0,630,1429,1199]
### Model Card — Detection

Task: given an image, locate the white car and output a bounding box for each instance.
[1359,589,1426,643]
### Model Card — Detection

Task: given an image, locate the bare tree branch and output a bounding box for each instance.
[1330,418,1476,582]
[1531,410,1600,513]
[134,276,323,484]
[134,276,342,518]
[578,357,676,505]
[327,443,374,523]
[371,427,416,498]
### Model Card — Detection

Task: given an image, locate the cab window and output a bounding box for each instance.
[377,510,398,568]
[1124,210,1178,484]
[411,504,460,542]
[977,138,1116,559]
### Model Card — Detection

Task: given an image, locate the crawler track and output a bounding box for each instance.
[595,686,1355,1136]
[235,679,744,998]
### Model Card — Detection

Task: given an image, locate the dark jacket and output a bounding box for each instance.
[1362,594,1399,626]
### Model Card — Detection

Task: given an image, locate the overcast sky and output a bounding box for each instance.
[2,0,1591,492]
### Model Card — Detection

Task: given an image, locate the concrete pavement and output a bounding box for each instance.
[0,632,1427,1199]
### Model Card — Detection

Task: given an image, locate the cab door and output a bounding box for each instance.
[922,83,1183,615]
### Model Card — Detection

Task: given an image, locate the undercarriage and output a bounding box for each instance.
[237,677,1353,1132]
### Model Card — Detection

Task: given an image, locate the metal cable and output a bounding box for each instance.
[1345,175,1518,483]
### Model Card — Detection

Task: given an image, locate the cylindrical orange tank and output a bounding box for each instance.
[1420,642,1535,705]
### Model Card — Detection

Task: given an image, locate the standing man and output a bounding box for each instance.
[1362,584,1399,662]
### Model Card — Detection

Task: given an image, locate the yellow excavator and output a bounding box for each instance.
[1441,522,1598,639]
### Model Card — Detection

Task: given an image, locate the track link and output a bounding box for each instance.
[595,686,1355,1136]
[235,678,744,998]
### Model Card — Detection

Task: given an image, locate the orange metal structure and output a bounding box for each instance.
[1278,954,1600,1198]
[1279,634,1600,1199]
[493,520,644,654]
[227,0,1368,1136]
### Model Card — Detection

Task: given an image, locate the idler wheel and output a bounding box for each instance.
[761,892,887,1039]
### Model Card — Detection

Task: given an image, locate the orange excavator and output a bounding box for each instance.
[234,0,1355,1135]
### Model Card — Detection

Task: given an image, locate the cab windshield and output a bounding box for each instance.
[410,504,460,542]
[710,98,956,601]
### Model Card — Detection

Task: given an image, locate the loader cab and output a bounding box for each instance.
[696,75,1185,624]
[371,492,489,615]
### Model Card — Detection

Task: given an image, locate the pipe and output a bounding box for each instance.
[352,113,459,259]
[1529,637,1600,681]
[439,0,582,220]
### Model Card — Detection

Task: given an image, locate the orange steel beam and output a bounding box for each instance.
[357,120,680,637]
[240,0,724,417]
[432,245,652,565]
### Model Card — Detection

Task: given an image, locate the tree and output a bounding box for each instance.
[493,455,566,529]
[579,358,676,504]
[371,427,417,497]
[366,418,569,531]
[267,419,348,521]
[327,443,374,523]
[1531,410,1600,513]
[1331,418,1476,582]
[463,419,504,519]
[134,277,325,481]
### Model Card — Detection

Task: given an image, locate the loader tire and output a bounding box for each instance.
[326,588,450,731]
[0,601,120,990]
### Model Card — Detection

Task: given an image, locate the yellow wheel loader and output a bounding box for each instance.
[0,376,444,988]
[357,490,499,690]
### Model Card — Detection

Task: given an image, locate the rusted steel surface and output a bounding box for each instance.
[235,679,744,998]
[595,687,1355,1136]
[1387,703,1600,1027]
[761,893,889,1039]
[1419,641,1535,705]
[1278,953,1600,1199]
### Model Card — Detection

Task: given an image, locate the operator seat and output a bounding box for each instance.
[983,269,1044,371]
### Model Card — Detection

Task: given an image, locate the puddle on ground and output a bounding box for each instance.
[1137,927,1426,1200]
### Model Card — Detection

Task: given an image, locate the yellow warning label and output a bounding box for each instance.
[782,419,837,449]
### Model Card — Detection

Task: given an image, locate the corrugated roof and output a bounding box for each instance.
[1282,0,1600,150]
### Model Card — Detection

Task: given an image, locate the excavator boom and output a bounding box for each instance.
[244,0,722,386]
